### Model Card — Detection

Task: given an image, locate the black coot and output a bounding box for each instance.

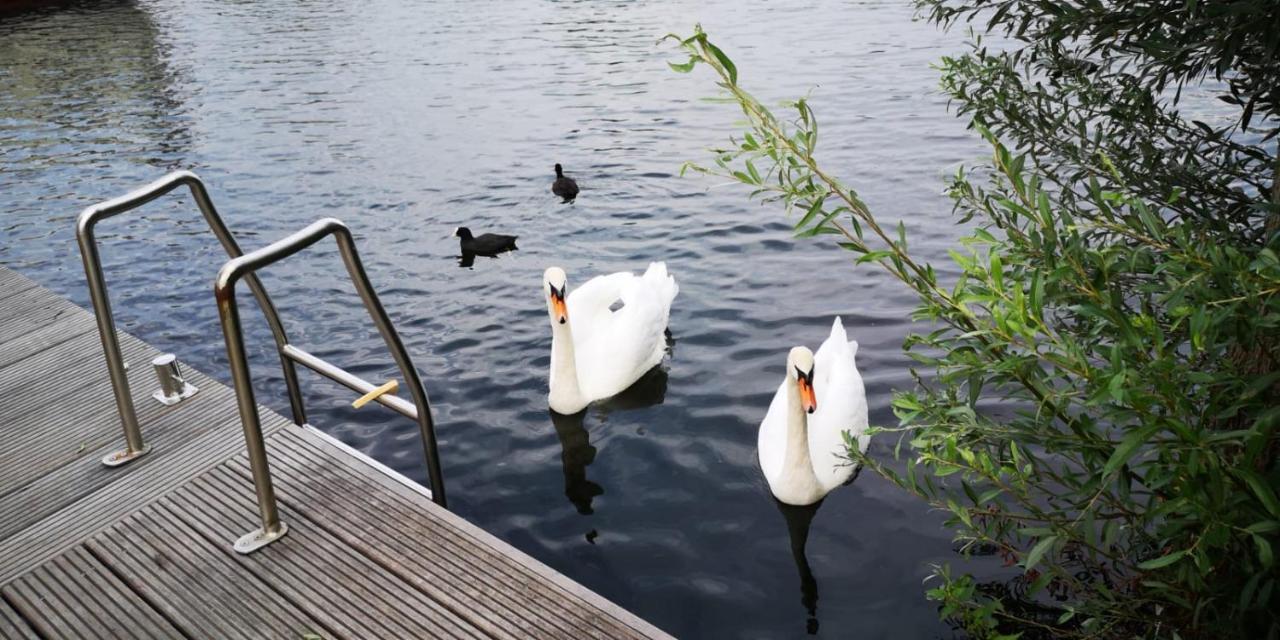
[454,227,518,256]
[552,163,579,202]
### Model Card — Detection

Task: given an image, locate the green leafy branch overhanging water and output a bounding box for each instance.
[664,14,1279,639]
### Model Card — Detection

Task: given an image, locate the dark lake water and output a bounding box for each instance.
[1,1,983,637]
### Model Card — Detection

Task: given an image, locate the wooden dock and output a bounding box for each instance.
[0,265,670,639]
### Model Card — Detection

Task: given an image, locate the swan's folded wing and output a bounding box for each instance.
[577,276,669,395]
[640,261,679,321]
[568,271,633,313]
[568,271,633,350]
[811,318,868,491]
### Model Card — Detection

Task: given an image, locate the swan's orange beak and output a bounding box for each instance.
[549,286,568,324]
[799,376,817,414]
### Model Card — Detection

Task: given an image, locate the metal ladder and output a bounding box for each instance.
[76,171,446,553]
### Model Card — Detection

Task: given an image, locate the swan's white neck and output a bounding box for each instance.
[776,375,824,504]
[549,319,588,414]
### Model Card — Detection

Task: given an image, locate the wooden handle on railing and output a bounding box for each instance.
[352,379,399,409]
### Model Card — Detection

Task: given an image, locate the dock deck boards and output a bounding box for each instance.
[0,265,669,639]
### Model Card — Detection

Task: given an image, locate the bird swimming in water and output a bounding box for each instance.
[552,164,579,203]
[757,318,868,506]
[542,263,678,414]
[453,227,518,256]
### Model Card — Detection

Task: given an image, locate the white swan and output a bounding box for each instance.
[543,263,678,414]
[758,317,869,505]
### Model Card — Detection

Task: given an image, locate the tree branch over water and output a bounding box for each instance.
[666,9,1280,636]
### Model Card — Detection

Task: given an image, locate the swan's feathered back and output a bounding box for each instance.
[559,262,677,405]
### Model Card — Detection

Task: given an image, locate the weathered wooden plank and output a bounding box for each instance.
[0,593,39,640]
[0,310,97,370]
[240,442,578,639]
[0,334,169,492]
[0,370,238,539]
[0,318,239,502]
[154,473,485,639]
[0,268,38,303]
[88,511,331,640]
[2,545,183,639]
[0,287,83,345]
[0,410,288,583]
[0,266,36,287]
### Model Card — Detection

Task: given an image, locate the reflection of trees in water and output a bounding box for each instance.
[0,0,193,175]
[548,367,668,516]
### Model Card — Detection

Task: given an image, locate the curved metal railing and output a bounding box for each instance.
[215,217,445,553]
[76,171,307,466]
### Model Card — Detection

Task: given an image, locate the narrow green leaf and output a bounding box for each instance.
[1245,521,1280,534]
[1254,535,1274,568]
[704,41,737,84]
[667,57,698,73]
[1235,469,1280,518]
[1137,550,1187,570]
[1103,423,1161,477]
[1023,535,1057,571]
[795,198,824,231]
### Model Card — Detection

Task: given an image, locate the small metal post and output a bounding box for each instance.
[150,354,198,405]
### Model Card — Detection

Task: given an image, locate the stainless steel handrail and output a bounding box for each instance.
[76,171,308,467]
[215,217,445,553]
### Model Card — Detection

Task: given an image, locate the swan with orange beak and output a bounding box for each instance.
[757,318,869,505]
[542,264,678,414]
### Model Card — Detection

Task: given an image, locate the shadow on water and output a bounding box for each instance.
[548,366,669,516]
[548,410,603,515]
[592,364,668,413]
[456,247,519,269]
[774,498,824,635]
[0,1,69,19]
[773,464,863,636]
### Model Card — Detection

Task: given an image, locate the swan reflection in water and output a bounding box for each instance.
[775,466,862,636]
[548,366,669,517]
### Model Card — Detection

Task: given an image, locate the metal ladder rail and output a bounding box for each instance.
[214,217,446,553]
[76,171,308,467]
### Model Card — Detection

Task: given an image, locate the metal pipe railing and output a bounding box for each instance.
[282,345,420,419]
[76,171,308,467]
[215,217,445,553]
